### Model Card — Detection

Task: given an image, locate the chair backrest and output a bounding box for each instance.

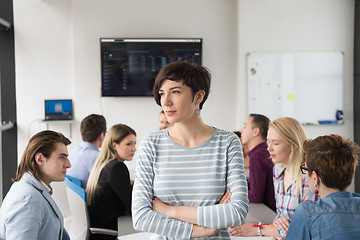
[65,175,82,188]
[51,181,72,230]
[65,177,90,240]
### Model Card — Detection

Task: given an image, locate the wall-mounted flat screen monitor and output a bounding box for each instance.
[100,38,202,97]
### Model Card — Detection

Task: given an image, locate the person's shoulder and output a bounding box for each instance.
[315,192,360,210]
[213,128,239,141]
[82,142,100,153]
[69,142,99,158]
[3,179,44,208]
[107,160,128,173]
[292,200,313,218]
[253,143,273,165]
[250,147,272,168]
[251,142,268,154]
[149,129,167,138]
[105,159,121,168]
[108,159,126,167]
[352,194,360,207]
[213,127,230,135]
[140,129,168,145]
[352,192,360,198]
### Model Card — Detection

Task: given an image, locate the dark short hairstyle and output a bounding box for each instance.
[80,114,106,142]
[152,61,211,110]
[15,130,71,182]
[233,131,241,138]
[303,134,360,190]
[250,114,270,140]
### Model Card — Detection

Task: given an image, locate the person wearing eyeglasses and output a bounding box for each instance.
[229,117,318,238]
[285,134,360,239]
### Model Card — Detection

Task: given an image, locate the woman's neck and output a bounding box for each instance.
[318,185,341,199]
[168,118,214,148]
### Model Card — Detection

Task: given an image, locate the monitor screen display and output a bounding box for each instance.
[44,99,73,120]
[100,38,202,97]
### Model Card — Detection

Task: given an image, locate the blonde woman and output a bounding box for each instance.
[229,117,318,238]
[86,124,136,239]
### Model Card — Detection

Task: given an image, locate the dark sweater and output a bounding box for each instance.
[88,159,132,230]
[247,141,276,212]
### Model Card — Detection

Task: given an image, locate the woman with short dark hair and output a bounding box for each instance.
[286,134,360,239]
[132,61,248,239]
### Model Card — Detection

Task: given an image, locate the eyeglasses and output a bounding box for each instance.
[300,165,324,181]
[300,165,310,174]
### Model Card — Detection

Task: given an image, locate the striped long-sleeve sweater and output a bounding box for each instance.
[132,128,249,239]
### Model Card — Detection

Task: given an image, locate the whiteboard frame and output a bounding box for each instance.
[247,52,344,124]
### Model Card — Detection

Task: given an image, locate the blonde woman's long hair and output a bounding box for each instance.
[86,124,136,205]
[269,117,306,200]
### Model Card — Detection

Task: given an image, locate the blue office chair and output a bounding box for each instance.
[65,175,82,187]
[65,178,118,240]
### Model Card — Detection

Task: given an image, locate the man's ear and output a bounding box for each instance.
[99,132,105,142]
[35,153,45,166]
[253,127,260,137]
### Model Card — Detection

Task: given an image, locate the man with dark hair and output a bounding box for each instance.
[67,114,106,188]
[240,114,275,211]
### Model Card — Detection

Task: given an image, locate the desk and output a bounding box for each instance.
[117,215,141,236]
[118,232,270,240]
[245,203,276,224]
[117,203,276,239]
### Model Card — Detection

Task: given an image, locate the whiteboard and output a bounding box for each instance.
[247,52,343,124]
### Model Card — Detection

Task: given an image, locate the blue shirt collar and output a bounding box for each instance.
[325,191,354,199]
[80,141,99,150]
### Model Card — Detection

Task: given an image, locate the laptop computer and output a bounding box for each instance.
[44,99,73,121]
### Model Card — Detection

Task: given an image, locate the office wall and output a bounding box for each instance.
[13,0,74,169]
[13,0,239,176]
[237,0,355,140]
[13,0,354,179]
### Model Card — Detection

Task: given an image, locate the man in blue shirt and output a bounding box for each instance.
[67,114,106,188]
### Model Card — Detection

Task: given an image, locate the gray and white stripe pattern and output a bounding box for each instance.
[132,128,249,239]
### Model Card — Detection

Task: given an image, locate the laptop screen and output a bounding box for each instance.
[44,99,73,120]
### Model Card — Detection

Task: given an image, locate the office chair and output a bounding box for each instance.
[65,175,82,187]
[65,177,118,240]
[51,180,72,230]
